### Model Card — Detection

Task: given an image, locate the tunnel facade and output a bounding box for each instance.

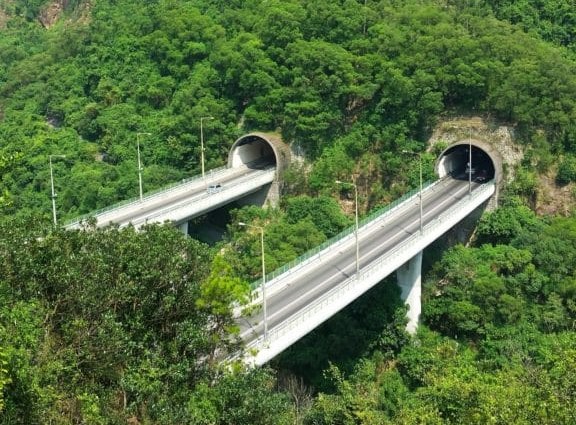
[227,132,291,206]
[435,139,503,184]
[429,116,526,209]
[228,132,291,173]
[434,138,505,210]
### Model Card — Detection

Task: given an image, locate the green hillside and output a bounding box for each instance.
[0,0,575,423]
[1,0,576,219]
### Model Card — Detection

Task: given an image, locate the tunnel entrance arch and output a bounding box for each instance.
[227,132,291,207]
[228,132,291,172]
[434,138,504,209]
[435,139,503,185]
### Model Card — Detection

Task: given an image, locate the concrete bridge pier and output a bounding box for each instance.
[396,251,422,334]
[178,221,189,235]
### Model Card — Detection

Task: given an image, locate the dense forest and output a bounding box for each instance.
[1,0,575,423]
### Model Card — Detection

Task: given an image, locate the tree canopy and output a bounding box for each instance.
[1,0,576,423]
[2,0,576,222]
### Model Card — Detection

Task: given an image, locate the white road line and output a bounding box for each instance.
[241,181,476,341]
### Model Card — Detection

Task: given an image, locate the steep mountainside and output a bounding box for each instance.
[0,2,575,424]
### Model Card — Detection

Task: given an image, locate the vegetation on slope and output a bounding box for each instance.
[0,0,575,423]
[300,203,576,424]
[1,0,576,221]
[1,203,574,423]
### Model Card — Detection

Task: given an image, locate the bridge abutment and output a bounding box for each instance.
[396,251,422,334]
[235,181,280,208]
[178,221,189,235]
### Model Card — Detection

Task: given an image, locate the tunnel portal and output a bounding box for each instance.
[227,132,291,207]
[228,132,290,172]
[436,140,501,185]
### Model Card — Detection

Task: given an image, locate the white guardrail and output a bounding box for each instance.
[66,166,274,229]
[247,177,450,300]
[128,169,276,227]
[65,166,231,228]
[243,181,495,365]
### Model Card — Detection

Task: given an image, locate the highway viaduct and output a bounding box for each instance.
[66,128,511,364]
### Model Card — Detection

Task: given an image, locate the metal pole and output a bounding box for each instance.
[137,139,143,201]
[260,226,268,341]
[354,182,359,277]
[137,132,151,201]
[49,155,66,226]
[50,156,57,225]
[200,116,213,179]
[336,180,360,278]
[419,156,423,235]
[469,131,472,197]
[401,150,424,235]
[239,222,268,341]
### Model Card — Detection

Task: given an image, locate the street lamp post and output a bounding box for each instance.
[335,179,360,278]
[402,150,424,235]
[200,116,214,179]
[238,222,268,341]
[468,131,472,197]
[49,154,66,226]
[137,132,151,201]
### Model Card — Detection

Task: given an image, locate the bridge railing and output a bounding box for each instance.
[65,165,229,227]
[249,178,448,290]
[244,181,496,353]
[124,169,276,227]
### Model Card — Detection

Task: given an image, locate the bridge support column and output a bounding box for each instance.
[236,182,278,208]
[178,221,189,236]
[396,251,422,334]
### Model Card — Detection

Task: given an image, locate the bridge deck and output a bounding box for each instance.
[236,177,495,365]
[66,165,275,229]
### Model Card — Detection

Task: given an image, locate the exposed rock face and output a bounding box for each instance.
[536,174,574,216]
[428,115,574,216]
[0,1,65,29]
[428,115,523,185]
[39,0,67,28]
[0,8,8,29]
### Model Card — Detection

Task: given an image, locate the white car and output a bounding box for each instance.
[207,183,222,194]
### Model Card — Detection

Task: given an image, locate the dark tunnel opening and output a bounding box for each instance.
[232,135,277,169]
[441,144,496,183]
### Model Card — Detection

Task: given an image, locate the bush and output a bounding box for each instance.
[556,155,576,184]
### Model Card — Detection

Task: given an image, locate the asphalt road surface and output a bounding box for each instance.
[238,176,484,345]
[69,164,274,228]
